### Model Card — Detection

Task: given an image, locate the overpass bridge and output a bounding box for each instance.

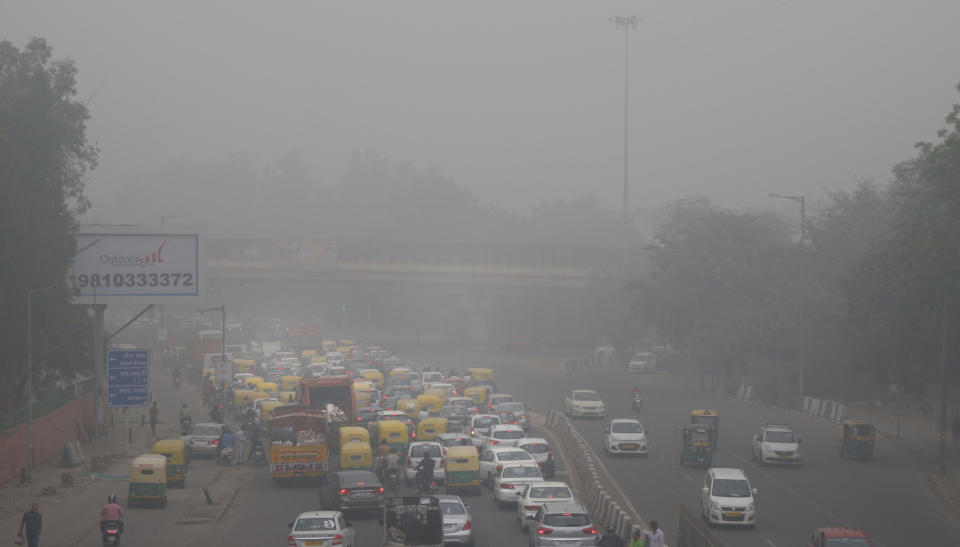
[202,238,627,345]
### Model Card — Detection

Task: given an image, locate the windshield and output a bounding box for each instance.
[474,417,499,427]
[712,479,751,497]
[611,422,644,434]
[852,425,874,436]
[498,403,524,412]
[440,501,466,515]
[824,539,870,547]
[502,466,542,478]
[410,445,442,458]
[192,425,220,436]
[491,396,513,403]
[295,518,337,531]
[693,415,717,426]
[529,486,569,499]
[573,391,599,401]
[498,451,532,462]
[519,443,549,454]
[764,430,796,443]
[442,407,467,417]
[494,430,525,439]
[543,513,590,527]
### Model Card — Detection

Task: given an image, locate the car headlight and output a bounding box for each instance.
[746,502,755,511]
[710,501,721,510]
[762,446,773,454]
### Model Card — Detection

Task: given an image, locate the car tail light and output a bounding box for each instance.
[377,486,385,493]
[462,520,472,531]
[107,528,117,533]
[537,527,553,535]
[501,483,515,489]
[212,439,220,445]
[489,440,497,445]
[338,488,348,495]
[407,459,414,468]
[440,458,445,467]
[524,505,540,511]
[496,464,502,472]
[582,527,597,535]
[331,534,344,545]
[547,451,553,460]
[287,535,297,546]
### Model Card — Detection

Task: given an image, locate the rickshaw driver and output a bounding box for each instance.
[376,440,392,472]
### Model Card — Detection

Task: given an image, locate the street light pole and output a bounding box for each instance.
[158,215,188,356]
[768,193,807,246]
[769,193,808,398]
[26,284,57,480]
[611,15,640,271]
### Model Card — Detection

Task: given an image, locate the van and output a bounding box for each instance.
[700,467,757,527]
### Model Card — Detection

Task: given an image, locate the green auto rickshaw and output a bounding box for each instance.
[151,439,188,488]
[128,454,167,507]
[839,420,875,460]
[679,425,713,466]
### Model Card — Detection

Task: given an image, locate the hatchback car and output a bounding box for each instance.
[485,424,527,447]
[603,419,649,456]
[527,502,599,547]
[494,402,530,430]
[752,423,802,466]
[493,463,544,507]
[700,467,757,527]
[564,390,605,418]
[478,447,537,486]
[286,510,357,547]
[436,494,474,546]
[321,470,385,513]
[182,422,226,457]
[516,438,555,478]
[405,442,446,483]
[516,481,575,528]
[436,433,475,449]
[440,405,470,431]
[486,393,515,412]
[469,414,502,447]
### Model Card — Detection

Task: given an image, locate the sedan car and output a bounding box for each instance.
[182,422,226,457]
[478,447,537,486]
[493,463,544,507]
[603,418,649,456]
[752,423,802,466]
[320,470,385,513]
[494,402,530,431]
[564,390,605,418]
[436,494,474,546]
[486,393,515,412]
[286,510,357,547]
[515,481,575,529]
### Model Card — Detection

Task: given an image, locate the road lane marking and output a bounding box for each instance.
[683,474,693,481]
[765,539,777,547]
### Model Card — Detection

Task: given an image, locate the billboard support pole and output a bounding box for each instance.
[93,304,105,436]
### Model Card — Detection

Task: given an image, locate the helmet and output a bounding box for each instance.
[606,526,616,533]
[107,494,117,504]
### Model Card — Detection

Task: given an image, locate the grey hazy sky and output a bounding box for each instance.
[5,1,960,218]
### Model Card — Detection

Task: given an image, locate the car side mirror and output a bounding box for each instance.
[752,488,758,496]
[465,505,471,511]
[702,487,709,495]
[516,491,523,496]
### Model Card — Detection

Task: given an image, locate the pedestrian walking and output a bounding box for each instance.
[644,521,664,547]
[149,401,159,435]
[629,529,645,547]
[235,427,245,464]
[952,413,960,449]
[17,503,41,547]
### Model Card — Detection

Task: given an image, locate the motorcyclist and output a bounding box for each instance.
[217,428,233,460]
[415,453,436,489]
[598,526,626,547]
[631,385,641,396]
[210,405,224,423]
[384,449,401,476]
[100,494,124,539]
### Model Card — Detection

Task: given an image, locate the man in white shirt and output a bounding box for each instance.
[644,521,665,547]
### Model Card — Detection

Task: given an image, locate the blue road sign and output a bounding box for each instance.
[106,349,150,407]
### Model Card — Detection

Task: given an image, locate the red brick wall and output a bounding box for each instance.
[0,393,94,485]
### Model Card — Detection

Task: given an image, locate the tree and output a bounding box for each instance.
[0,38,97,399]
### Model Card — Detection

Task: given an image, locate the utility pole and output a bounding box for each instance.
[611,15,640,272]
[769,193,808,398]
[940,298,948,476]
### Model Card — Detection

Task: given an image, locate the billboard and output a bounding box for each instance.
[71,225,204,304]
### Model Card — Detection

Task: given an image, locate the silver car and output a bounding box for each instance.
[182,422,225,457]
[286,511,357,547]
[436,494,473,546]
[527,502,599,547]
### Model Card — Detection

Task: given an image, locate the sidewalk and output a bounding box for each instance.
[0,374,206,547]
[846,402,960,519]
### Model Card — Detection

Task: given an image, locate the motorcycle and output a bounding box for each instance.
[180,416,192,436]
[217,445,235,466]
[250,441,266,466]
[173,375,181,389]
[101,520,122,546]
[385,468,401,490]
[414,470,437,494]
[632,393,644,413]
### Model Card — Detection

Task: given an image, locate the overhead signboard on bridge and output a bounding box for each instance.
[71,225,205,304]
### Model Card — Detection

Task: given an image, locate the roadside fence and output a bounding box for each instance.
[676,504,725,547]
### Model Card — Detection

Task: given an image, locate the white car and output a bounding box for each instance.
[421,371,445,385]
[493,463,544,507]
[469,414,502,447]
[515,481,575,528]
[516,438,556,479]
[286,510,357,547]
[405,442,446,484]
[700,468,757,527]
[603,419,649,456]
[628,352,655,372]
[427,383,457,399]
[564,390,605,418]
[485,393,515,412]
[752,423,802,466]
[479,447,537,486]
[484,424,527,448]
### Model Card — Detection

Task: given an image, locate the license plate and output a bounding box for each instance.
[352,491,373,498]
[621,444,638,450]
[723,512,743,518]
[304,541,325,546]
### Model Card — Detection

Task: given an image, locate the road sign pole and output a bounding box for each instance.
[93,304,105,436]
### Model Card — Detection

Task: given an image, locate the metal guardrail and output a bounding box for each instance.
[0,378,93,432]
[676,504,726,547]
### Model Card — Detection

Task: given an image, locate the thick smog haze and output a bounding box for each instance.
[4,0,960,219]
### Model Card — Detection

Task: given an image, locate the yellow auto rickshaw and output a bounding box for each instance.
[280,375,302,391]
[444,445,480,495]
[416,417,448,441]
[423,389,448,406]
[416,394,444,417]
[128,454,167,507]
[322,340,337,353]
[839,420,875,460]
[301,349,319,361]
[336,346,351,356]
[260,400,285,425]
[233,389,259,407]
[464,386,488,406]
[388,367,411,380]
[259,382,279,397]
[277,390,298,404]
[373,420,409,453]
[338,339,356,348]
[247,391,271,407]
[244,376,265,390]
[340,425,371,446]
[691,410,719,448]
[151,439,188,488]
[310,355,328,364]
[233,358,257,374]
[340,441,373,470]
[466,367,494,382]
[359,370,385,389]
[397,398,422,420]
